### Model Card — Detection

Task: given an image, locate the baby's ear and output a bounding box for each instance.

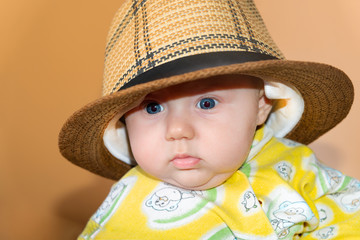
[256,91,272,125]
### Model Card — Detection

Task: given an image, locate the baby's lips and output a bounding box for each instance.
[171,155,201,169]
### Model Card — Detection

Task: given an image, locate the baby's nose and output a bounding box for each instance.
[165,112,195,141]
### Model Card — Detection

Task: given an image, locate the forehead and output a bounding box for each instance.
[146,74,262,100]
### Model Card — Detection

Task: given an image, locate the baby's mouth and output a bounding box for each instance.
[171,154,201,169]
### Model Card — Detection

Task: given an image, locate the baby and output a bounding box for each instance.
[59,0,360,239]
[124,75,270,191]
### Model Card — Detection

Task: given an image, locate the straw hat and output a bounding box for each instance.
[59,0,353,180]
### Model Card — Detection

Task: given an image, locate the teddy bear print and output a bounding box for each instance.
[340,191,360,211]
[318,208,328,223]
[241,191,258,212]
[271,201,314,238]
[330,179,360,212]
[316,226,335,239]
[275,161,293,181]
[324,167,344,191]
[145,187,197,211]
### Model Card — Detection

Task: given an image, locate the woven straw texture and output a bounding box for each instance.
[103,0,284,94]
[59,0,353,180]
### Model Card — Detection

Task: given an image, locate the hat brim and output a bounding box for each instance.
[59,59,353,180]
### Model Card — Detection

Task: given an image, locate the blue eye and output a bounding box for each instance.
[145,102,164,114]
[197,98,217,109]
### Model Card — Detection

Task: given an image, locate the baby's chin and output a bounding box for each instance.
[168,181,218,191]
[164,172,232,190]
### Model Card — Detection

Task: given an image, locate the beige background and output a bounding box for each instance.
[1,0,359,239]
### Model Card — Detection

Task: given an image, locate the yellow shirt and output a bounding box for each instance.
[79,126,360,239]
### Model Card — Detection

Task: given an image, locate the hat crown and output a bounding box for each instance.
[102,0,284,95]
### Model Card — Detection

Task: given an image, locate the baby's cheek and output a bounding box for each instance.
[133,141,162,170]
[132,144,150,164]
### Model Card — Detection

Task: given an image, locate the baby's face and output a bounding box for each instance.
[125,75,270,190]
